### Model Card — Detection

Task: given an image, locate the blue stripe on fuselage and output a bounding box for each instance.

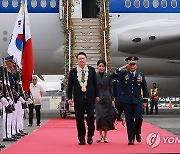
[1,0,180,14]
[0,0,59,13]
[109,0,180,13]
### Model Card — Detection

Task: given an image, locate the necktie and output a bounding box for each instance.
[81,70,85,83]
[131,72,134,77]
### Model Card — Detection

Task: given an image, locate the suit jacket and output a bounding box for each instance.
[113,80,123,104]
[68,66,99,107]
[111,70,149,104]
[97,72,114,103]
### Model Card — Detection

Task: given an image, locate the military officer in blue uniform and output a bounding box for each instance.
[111,56,148,145]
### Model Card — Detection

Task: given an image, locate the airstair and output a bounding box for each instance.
[72,18,101,69]
[60,0,111,117]
[63,0,111,78]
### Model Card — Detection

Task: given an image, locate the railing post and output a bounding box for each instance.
[103,0,107,72]
[68,30,71,72]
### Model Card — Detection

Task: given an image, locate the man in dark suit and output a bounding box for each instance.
[113,80,124,121]
[111,56,148,145]
[68,52,100,145]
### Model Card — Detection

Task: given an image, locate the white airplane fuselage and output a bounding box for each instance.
[0,0,180,97]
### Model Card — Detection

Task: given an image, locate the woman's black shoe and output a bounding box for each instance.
[97,135,103,143]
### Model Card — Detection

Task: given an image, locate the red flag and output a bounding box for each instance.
[22,0,34,92]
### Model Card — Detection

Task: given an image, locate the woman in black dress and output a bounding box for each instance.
[95,60,115,143]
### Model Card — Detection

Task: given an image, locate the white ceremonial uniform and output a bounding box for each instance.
[1,97,13,139]
[17,96,25,132]
[27,97,33,105]
[12,102,18,136]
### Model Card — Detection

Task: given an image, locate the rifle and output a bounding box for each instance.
[0,63,13,113]
[15,62,27,109]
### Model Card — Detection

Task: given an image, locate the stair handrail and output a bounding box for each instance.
[63,0,74,90]
[99,0,111,72]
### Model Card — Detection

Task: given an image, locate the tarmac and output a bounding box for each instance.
[0,108,179,150]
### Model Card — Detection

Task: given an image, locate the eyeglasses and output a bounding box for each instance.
[33,79,37,81]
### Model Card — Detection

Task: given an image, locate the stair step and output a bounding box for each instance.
[72,18,99,23]
[73,25,101,29]
[73,22,100,26]
[73,51,100,56]
[74,28,100,33]
[75,42,100,46]
[74,31,100,36]
[75,38,100,43]
[75,35,100,39]
[73,50,100,53]
[75,46,100,50]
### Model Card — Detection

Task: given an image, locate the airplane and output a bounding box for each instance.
[0,0,180,97]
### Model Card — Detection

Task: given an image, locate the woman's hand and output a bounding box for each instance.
[68,99,73,105]
[96,97,100,103]
[112,100,115,107]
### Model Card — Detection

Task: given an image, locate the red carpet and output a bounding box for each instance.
[1,118,180,154]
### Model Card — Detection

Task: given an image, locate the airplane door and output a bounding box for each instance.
[72,0,82,18]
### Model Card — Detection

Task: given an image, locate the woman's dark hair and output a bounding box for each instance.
[97,60,106,67]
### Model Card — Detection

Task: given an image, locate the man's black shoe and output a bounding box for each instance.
[28,124,32,127]
[23,132,28,135]
[3,138,17,142]
[12,135,21,139]
[17,133,25,137]
[78,142,86,145]
[37,124,41,126]
[136,134,141,143]
[0,144,5,148]
[20,131,28,135]
[87,136,93,145]
[128,140,134,145]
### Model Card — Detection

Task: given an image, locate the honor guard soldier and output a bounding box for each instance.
[0,90,8,148]
[111,56,148,145]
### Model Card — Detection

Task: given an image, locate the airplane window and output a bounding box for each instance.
[153,0,159,8]
[125,0,131,8]
[50,0,56,8]
[3,37,8,42]
[2,0,8,8]
[3,30,8,35]
[31,0,37,8]
[171,0,177,8]
[132,38,141,42]
[134,0,140,8]
[12,0,18,8]
[143,0,150,8]
[161,0,167,8]
[41,0,47,8]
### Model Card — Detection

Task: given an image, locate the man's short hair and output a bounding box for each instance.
[77,52,87,58]
[32,75,37,80]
